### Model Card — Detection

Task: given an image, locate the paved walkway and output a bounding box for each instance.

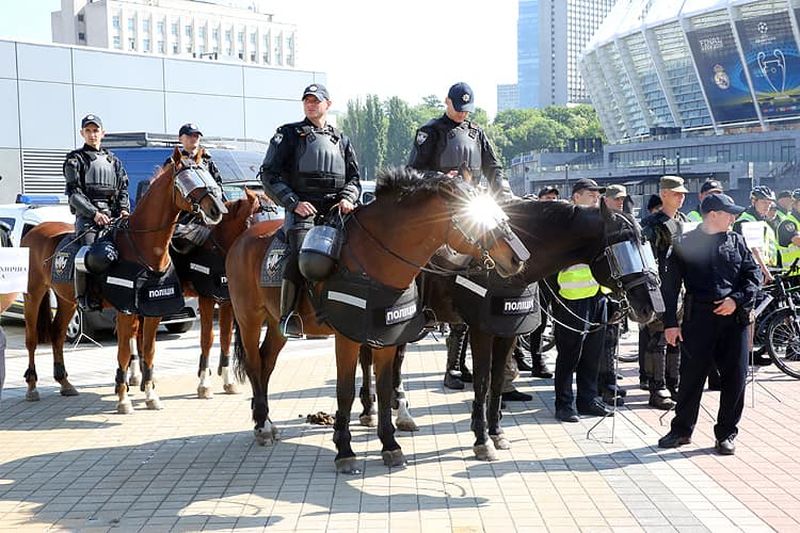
[0,321,799,532]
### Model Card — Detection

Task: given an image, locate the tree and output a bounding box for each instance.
[361,94,387,180]
[384,96,416,167]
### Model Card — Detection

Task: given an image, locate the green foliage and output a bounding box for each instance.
[384,97,416,167]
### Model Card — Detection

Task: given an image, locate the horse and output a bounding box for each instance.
[21,149,227,413]
[228,168,528,473]
[358,198,663,460]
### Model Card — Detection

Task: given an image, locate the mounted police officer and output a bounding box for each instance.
[260,83,361,337]
[641,176,689,409]
[686,179,723,222]
[659,193,761,455]
[407,81,512,390]
[165,123,225,253]
[64,114,130,307]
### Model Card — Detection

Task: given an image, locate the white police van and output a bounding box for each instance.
[0,194,199,342]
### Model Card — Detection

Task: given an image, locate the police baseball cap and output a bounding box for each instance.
[701,193,746,215]
[537,185,560,197]
[447,82,475,112]
[605,184,627,199]
[660,175,689,193]
[572,178,606,195]
[700,179,723,194]
[646,194,663,211]
[81,114,103,129]
[179,123,203,136]
[302,83,330,101]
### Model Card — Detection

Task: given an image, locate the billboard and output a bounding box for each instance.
[736,11,800,119]
[686,23,758,123]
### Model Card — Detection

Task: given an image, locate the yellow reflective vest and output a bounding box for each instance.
[558,264,600,300]
[737,211,779,267]
[686,210,702,222]
[779,212,800,271]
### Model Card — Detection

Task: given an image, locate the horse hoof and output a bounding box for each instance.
[25,390,40,402]
[145,398,163,411]
[381,449,407,468]
[129,374,141,387]
[490,435,511,450]
[197,386,213,400]
[60,385,79,397]
[117,399,134,414]
[395,417,419,432]
[254,428,275,446]
[222,383,238,394]
[474,444,498,462]
[359,414,377,427]
[335,457,360,474]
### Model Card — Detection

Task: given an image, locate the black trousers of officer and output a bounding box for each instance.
[671,303,749,441]
[75,216,97,246]
[599,298,621,390]
[528,287,552,358]
[553,293,606,411]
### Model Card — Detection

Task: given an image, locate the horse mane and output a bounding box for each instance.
[374,167,455,203]
[505,198,580,240]
[133,163,174,214]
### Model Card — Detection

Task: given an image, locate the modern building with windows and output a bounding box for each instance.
[496,83,519,112]
[517,0,616,108]
[51,0,297,67]
[0,38,325,203]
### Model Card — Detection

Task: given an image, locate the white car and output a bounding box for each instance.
[0,194,198,342]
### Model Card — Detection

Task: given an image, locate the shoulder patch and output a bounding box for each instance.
[784,221,797,233]
[272,132,284,145]
[416,131,428,145]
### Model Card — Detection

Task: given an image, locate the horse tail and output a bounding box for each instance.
[36,294,52,343]
[232,319,247,384]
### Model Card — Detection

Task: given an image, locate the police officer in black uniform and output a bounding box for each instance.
[64,114,130,307]
[260,83,361,337]
[658,193,761,455]
[407,81,512,390]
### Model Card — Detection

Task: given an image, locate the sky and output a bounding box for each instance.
[0,0,519,117]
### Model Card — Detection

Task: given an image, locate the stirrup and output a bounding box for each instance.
[279,313,304,339]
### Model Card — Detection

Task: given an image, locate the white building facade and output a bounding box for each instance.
[51,0,297,67]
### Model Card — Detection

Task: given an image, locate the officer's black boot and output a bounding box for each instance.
[512,344,533,372]
[531,351,553,379]
[648,380,675,410]
[444,325,466,390]
[279,279,303,339]
[74,268,89,310]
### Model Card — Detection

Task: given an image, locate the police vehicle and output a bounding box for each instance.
[0,194,199,342]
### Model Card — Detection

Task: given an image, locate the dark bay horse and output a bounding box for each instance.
[21,151,226,412]
[359,198,663,460]
[228,168,527,473]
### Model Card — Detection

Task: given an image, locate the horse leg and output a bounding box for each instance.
[51,297,79,396]
[23,289,50,402]
[333,334,360,474]
[358,345,376,427]
[470,330,496,461]
[218,302,237,394]
[257,319,287,442]
[488,336,515,451]
[392,344,418,432]
[234,313,270,444]
[128,317,143,387]
[374,347,406,468]
[140,317,163,410]
[115,314,137,414]
[196,296,215,399]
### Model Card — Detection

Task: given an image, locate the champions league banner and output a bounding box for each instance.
[686,23,758,123]
[735,11,800,119]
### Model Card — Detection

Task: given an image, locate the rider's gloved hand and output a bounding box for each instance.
[93,211,111,226]
[338,199,355,214]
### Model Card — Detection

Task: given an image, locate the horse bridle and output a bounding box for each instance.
[174,161,226,222]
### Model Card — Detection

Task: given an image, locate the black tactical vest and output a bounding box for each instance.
[293,126,346,193]
[80,150,119,201]
[438,122,482,175]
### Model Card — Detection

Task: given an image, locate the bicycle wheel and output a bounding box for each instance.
[766,311,800,379]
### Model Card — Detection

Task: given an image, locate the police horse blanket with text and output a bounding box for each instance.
[360,198,665,461]
[228,168,527,473]
[21,150,227,411]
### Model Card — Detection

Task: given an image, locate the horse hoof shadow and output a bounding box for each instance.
[490,435,511,450]
[359,414,377,427]
[60,385,79,397]
[117,399,134,414]
[25,389,40,402]
[473,443,498,461]
[197,386,213,399]
[335,456,360,474]
[381,449,407,468]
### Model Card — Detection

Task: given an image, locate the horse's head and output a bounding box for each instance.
[589,201,664,324]
[171,151,227,225]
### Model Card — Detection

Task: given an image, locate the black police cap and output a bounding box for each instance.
[701,193,746,215]
[179,123,203,136]
[302,83,330,101]
[572,178,606,195]
[537,185,560,197]
[447,82,475,112]
[700,179,723,194]
[81,114,103,129]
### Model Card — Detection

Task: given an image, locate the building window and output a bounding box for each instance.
[128,38,136,50]
[112,15,120,29]
[199,43,207,54]
[238,31,244,44]
[157,21,165,34]
[185,25,192,37]
[158,41,165,53]
[250,33,256,45]
[250,52,256,62]
[286,33,294,67]
[113,35,121,48]
[212,28,219,41]
[173,43,179,54]
[78,32,85,41]
[143,38,151,52]
[171,22,178,36]
[225,29,232,42]
[274,32,282,65]
[199,27,206,40]
[128,18,135,31]
[77,14,84,22]
[143,19,150,33]
[226,46,232,56]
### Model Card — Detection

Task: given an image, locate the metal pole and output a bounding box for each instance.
[662,156,666,176]
[565,164,570,197]
[676,151,681,175]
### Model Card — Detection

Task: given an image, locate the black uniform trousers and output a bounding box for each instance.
[528,287,552,356]
[553,293,606,411]
[671,302,749,441]
[75,216,97,246]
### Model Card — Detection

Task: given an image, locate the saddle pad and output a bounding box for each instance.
[260,231,288,288]
[452,272,541,337]
[103,259,185,317]
[51,234,81,284]
[173,248,229,301]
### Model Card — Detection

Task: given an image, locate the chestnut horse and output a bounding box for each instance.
[359,198,664,460]
[21,150,226,412]
[228,168,527,473]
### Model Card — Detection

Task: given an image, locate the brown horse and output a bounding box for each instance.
[228,168,527,473]
[21,150,226,412]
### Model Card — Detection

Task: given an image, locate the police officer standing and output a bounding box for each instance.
[658,193,761,455]
[64,114,130,307]
[686,179,723,222]
[733,186,779,283]
[260,84,361,337]
[407,81,511,390]
[776,190,793,221]
[641,176,689,409]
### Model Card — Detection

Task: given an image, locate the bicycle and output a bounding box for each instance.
[754,260,800,379]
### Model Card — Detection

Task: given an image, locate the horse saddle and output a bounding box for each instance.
[173,247,228,301]
[452,272,541,337]
[51,234,83,284]
[260,230,288,288]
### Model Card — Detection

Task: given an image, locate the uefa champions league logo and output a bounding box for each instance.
[758,49,787,94]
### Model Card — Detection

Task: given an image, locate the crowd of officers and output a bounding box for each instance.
[63,81,793,455]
